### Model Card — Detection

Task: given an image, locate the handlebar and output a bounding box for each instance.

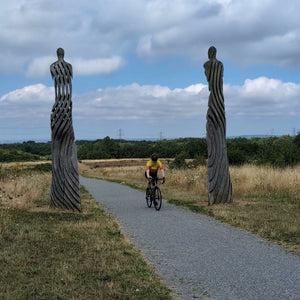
[148,177,165,184]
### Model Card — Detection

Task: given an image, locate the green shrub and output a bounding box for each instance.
[31,163,52,172]
[169,151,188,169]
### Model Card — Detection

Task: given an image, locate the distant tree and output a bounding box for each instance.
[255,136,298,166]
[133,141,153,158]
[74,136,300,166]
[227,149,247,165]
[256,137,278,165]
[102,136,120,158]
[272,135,298,166]
[154,139,183,158]
[169,151,188,169]
[119,143,136,158]
[185,138,207,158]
[294,132,300,148]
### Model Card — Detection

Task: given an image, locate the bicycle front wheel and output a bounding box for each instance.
[154,187,162,211]
[146,188,152,208]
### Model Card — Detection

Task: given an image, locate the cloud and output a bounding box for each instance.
[75,78,300,122]
[1,77,299,123]
[26,56,55,77]
[1,77,300,140]
[226,77,300,116]
[74,83,208,121]
[74,78,299,123]
[1,0,300,74]
[137,1,300,67]
[72,56,125,76]
[0,84,53,118]
[25,55,125,77]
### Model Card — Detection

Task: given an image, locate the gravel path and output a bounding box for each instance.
[80,176,300,300]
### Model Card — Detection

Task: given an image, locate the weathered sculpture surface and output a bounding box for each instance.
[204,46,232,205]
[50,48,81,212]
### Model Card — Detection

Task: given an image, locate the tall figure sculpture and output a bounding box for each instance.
[50,48,81,212]
[204,46,232,205]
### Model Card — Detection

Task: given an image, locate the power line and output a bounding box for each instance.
[118,128,123,141]
[159,131,163,140]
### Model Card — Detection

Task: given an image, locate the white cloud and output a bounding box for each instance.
[72,56,125,76]
[184,84,207,94]
[1,77,299,123]
[1,77,300,139]
[226,77,300,116]
[73,83,207,121]
[73,78,299,122]
[0,84,53,118]
[26,56,55,77]
[1,0,300,74]
[25,55,125,77]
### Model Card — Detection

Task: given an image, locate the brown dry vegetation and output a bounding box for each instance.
[0,164,51,210]
[79,159,300,255]
[0,163,172,299]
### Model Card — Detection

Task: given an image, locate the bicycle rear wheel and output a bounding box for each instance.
[154,187,162,211]
[145,188,152,208]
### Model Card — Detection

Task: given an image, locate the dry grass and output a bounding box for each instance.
[0,170,51,210]
[0,163,51,239]
[79,160,300,255]
[0,163,173,299]
[231,164,300,197]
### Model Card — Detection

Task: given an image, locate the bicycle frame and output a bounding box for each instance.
[146,178,163,210]
[149,177,163,187]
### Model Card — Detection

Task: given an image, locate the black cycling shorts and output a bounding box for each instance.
[145,171,158,179]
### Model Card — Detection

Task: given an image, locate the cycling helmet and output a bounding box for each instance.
[151,154,158,161]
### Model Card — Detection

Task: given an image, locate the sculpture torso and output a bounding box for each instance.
[204,58,223,93]
[50,59,72,100]
[50,59,73,134]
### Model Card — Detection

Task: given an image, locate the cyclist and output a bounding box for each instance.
[145,154,165,197]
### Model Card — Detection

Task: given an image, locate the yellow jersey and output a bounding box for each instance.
[146,160,163,176]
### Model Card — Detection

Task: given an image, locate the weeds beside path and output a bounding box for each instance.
[0,163,172,299]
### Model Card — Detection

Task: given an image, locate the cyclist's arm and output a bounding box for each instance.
[146,162,151,178]
[158,161,165,178]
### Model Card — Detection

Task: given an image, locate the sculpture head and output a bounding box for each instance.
[57,48,65,60]
[208,46,217,60]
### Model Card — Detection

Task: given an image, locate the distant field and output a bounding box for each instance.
[0,160,51,167]
[79,159,300,256]
[79,158,149,168]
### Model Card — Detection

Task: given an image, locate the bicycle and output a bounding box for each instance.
[145,178,163,211]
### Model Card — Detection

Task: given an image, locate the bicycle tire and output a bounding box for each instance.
[154,187,162,211]
[146,188,152,208]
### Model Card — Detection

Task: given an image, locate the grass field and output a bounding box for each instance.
[1,159,298,299]
[79,159,300,256]
[0,163,172,299]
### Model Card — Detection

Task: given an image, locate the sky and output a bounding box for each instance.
[0,0,300,142]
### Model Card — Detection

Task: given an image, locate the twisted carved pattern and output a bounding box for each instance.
[204,47,232,205]
[50,49,81,212]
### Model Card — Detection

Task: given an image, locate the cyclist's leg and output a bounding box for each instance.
[151,175,158,205]
[145,171,152,202]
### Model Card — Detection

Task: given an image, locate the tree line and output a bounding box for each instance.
[0,141,52,162]
[0,134,300,167]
